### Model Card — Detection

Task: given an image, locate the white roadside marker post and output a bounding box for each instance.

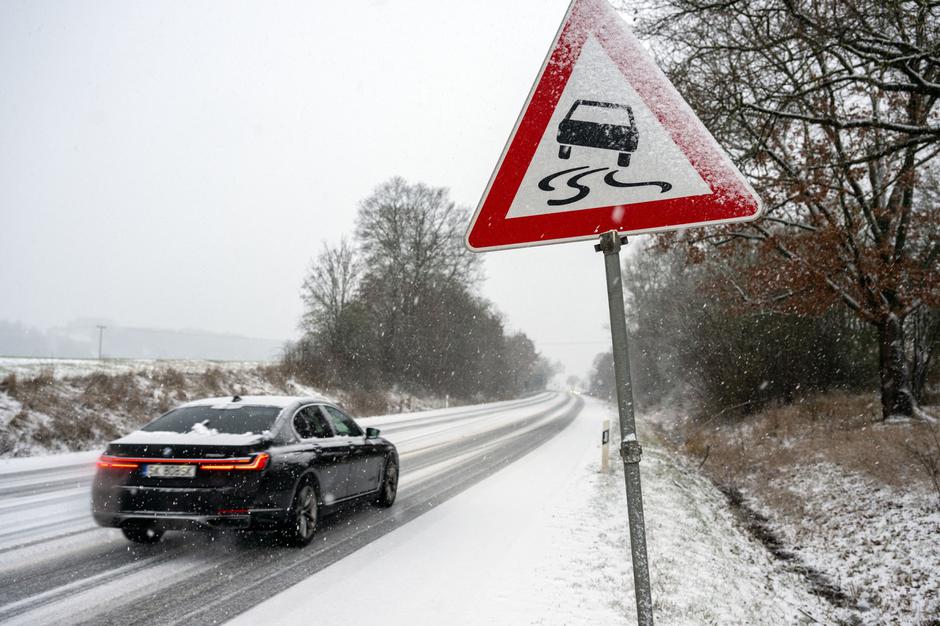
[595,230,654,626]
[601,419,611,473]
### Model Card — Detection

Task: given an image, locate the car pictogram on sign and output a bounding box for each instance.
[557,99,638,167]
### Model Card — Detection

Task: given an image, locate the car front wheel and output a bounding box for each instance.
[283,480,318,547]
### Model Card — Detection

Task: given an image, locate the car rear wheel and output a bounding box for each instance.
[283,480,318,547]
[121,522,164,544]
[618,152,631,167]
[558,145,572,159]
[375,457,398,508]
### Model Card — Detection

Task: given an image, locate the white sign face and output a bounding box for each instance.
[506,36,712,219]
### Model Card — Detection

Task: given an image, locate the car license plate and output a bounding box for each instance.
[144,464,196,478]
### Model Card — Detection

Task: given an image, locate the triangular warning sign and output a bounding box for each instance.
[465,0,762,251]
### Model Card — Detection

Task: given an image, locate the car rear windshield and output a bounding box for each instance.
[141,406,281,435]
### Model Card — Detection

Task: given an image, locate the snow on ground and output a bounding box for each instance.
[0,357,454,457]
[635,442,842,624]
[0,391,23,433]
[0,449,99,474]
[760,463,940,623]
[643,397,940,624]
[0,358,331,457]
[232,398,831,625]
[0,357,266,380]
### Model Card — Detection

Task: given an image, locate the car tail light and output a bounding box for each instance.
[97,455,139,470]
[200,452,270,471]
[96,453,269,471]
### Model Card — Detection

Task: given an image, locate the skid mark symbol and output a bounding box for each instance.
[539,167,609,206]
[603,171,672,193]
[538,167,674,207]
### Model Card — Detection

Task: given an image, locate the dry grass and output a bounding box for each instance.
[658,391,940,623]
[344,389,391,416]
[0,362,448,456]
[677,391,939,496]
[0,373,17,395]
[0,365,299,455]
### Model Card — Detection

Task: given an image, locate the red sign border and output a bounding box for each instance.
[465,0,763,252]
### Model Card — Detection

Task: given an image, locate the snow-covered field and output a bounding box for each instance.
[233,398,834,625]
[0,357,266,380]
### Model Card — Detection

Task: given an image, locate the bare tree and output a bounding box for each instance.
[289,177,551,401]
[300,237,362,341]
[639,0,940,419]
[355,177,480,290]
[354,177,482,382]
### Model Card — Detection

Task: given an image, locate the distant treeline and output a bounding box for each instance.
[281,177,554,402]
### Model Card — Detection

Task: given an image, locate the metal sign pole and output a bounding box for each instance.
[595,230,654,625]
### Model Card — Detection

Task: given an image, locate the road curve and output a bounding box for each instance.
[0,392,584,625]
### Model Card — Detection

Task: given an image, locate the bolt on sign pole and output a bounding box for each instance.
[595,230,653,625]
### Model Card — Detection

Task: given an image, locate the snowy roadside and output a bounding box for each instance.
[0,363,324,457]
[646,396,940,625]
[755,463,940,623]
[231,398,831,625]
[0,357,450,457]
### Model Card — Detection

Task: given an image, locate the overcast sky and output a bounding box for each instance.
[0,0,641,379]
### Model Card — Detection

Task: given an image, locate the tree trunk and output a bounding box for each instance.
[877,313,916,420]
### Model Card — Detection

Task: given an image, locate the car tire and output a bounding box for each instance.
[283,479,319,547]
[559,145,572,159]
[121,523,164,544]
[374,457,398,508]
[618,152,631,167]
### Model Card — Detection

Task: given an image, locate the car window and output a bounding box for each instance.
[307,406,334,438]
[293,406,332,439]
[142,405,280,434]
[323,405,363,437]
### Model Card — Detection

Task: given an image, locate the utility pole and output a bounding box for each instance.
[96,325,106,360]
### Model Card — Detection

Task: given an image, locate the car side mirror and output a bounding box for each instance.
[365,427,381,439]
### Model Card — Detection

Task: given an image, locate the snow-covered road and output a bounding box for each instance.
[232,398,838,626]
[1,394,845,625]
[0,392,582,624]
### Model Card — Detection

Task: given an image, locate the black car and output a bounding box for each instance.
[92,395,399,547]
[557,99,638,167]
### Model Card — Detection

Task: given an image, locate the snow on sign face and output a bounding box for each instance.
[465,0,763,252]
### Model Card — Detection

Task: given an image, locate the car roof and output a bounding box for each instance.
[177,395,331,410]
